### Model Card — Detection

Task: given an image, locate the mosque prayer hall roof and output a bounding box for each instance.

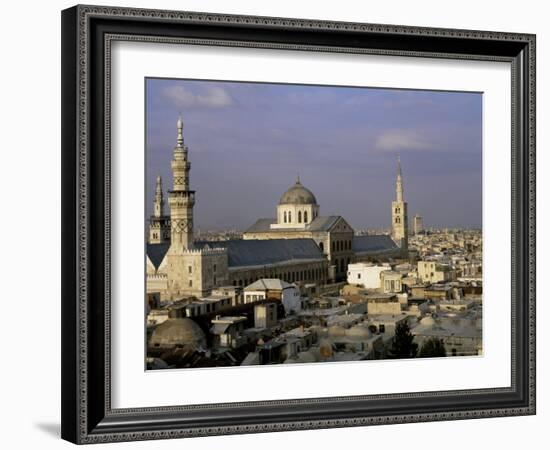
[147,238,326,270]
[147,242,170,269]
[352,235,398,254]
[245,215,342,233]
[199,239,325,269]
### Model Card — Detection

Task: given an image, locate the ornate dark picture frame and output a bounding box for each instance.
[61,4,536,444]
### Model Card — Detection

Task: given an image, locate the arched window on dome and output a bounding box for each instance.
[288,211,292,222]
[298,211,302,223]
[284,211,287,223]
[304,211,308,223]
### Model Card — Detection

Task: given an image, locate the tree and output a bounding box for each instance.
[418,337,447,358]
[388,322,418,359]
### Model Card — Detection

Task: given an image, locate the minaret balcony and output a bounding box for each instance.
[168,190,196,204]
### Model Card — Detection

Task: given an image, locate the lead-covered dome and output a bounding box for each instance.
[279,179,317,205]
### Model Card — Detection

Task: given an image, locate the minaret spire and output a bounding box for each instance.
[396,155,404,202]
[148,174,170,244]
[154,175,165,218]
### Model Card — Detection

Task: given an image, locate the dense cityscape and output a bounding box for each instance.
[145,118,482,370]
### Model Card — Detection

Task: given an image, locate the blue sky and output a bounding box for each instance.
[146,78,482,231]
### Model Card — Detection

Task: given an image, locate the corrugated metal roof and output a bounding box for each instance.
[352,235,398,254]
[244,278,294,290]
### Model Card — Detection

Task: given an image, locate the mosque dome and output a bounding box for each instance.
[149,318,207,350]
[279,179,318,205]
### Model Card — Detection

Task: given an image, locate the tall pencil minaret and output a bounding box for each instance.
[168,116,195,250]
[148,175,170,244]
[391,156,408,253]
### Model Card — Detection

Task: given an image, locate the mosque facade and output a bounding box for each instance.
[146,118,408,301]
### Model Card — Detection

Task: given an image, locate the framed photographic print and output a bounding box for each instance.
[61,4,536,444]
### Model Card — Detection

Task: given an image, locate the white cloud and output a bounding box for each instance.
[374,129,435,152]
[161,85,234,108]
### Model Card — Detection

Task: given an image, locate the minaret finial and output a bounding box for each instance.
[397,155,402,176]
[176,115,184,148]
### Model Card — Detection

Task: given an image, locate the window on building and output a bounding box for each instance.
[284,211,287,223]
[288,211,292,222]
[188,266,192,273]
[189,280,192,287]
[396,217,401,224]
[213,264,217,272]
[298,211,302,223]
[319,242,324,252]
[358,273,361,279]
[304,211,308,222]
[379,324,385,333]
